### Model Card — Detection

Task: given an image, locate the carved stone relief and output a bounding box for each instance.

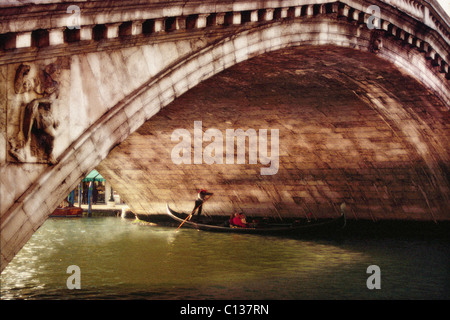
[7,60,65,164]
[368,29,384,54]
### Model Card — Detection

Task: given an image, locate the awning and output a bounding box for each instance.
[83,170,106,182]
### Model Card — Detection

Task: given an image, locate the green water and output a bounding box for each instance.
[1,217,449,299]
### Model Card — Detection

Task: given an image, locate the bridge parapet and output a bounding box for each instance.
[0,0,449,79]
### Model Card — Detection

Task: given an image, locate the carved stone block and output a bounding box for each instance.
[6,58,69,164]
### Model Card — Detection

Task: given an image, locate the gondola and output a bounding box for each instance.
[166,204,346,235]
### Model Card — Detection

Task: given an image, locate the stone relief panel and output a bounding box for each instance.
[6,58,70,164]
[0,66,6,165]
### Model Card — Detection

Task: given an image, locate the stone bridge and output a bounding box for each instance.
[1,0,449,272]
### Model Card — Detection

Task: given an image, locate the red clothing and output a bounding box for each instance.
[232,216,248,228]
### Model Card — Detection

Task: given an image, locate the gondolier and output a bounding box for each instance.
[189,189,213,220]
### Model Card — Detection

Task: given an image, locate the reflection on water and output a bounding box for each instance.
[1,217,449,299]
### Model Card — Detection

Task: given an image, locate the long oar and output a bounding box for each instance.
[176,196,212,231]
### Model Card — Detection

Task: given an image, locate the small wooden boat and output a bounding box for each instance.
[50,206,83,217]
[166,204,346,235]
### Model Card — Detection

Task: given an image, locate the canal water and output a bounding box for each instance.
[1,216,449,300]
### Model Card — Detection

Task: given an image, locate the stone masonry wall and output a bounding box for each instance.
[98,46,449,221]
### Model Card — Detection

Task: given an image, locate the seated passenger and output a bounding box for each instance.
[228,213,239,227]
[232,213,249,228]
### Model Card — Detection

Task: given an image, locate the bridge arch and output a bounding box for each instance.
[1,3,449,271]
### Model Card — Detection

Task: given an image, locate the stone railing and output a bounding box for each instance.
[383,0,450,44]
[0,0,448,77]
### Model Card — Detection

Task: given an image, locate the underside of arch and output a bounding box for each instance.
[98,45,449,222]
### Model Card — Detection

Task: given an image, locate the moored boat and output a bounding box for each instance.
[166,204,346,235]
[50,206,83,217]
